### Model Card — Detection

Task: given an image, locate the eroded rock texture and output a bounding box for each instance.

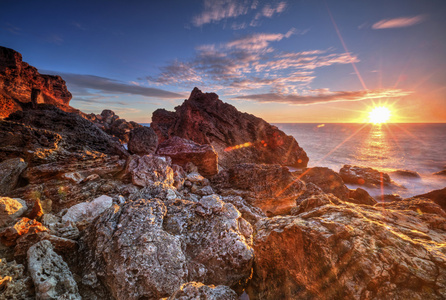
[300,167,350,200]
[167,282,238,300]
[80,197,253,299]
[151,88,308,168]
[247,198,446,299]
[128,126,158,155]
[340,164,392,187]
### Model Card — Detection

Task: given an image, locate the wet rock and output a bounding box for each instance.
[0,197,27,227]
[376,193,403,202]
[125,154,174,187]
[300,167,349,200]
[128,126,158,155]
[392,169,421,178]
[433,169,446,176]
[0,258,34,299]
[0,217,47,247]
[27,240,81,300]
[414,187,446,212]
[151,88,308,168]
[167,282,237,300]
[157,136,218,177]
[247,200,446,299]
[348,188,377,206]
[62,195,113,224]
[81,198,253,299]
[212,163,304,216]
[340,164,392,187]
[0,158,27,196]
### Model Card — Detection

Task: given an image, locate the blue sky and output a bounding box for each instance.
[1,0,445,123]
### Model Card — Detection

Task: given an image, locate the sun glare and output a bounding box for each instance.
[368,106,391,124]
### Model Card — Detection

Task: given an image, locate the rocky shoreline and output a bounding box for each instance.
[1,46,446,299]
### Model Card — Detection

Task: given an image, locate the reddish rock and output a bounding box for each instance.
[168,282,237,300]
[0,46,77,118]
[156,136,218,177]
[151,88,308,168]
[300,167,349,200]
[128,126,158,155]
[339,165,391,187]
[392,169,421,178]
[211,163,304,216]
[348,188,377,206]
[0,217,47,246]
[414,187,446,212]
[0,157,27,196]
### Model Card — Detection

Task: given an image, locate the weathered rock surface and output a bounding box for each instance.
[0,217,47,247]
[340,164,392,187]
[392,169,421,178]
[86,109,142,143]
[247,199,446,299]
[125,154,174,187]
[128,126,158,155]
[0,46,76,118]
[80,197,253,299]
[300,167,350,200]
[348,188,377,206]
[27,240,81,300]
[157,136,218,177]
[62,195,113,224]
[167,282,237,300]
[0,158,27,196]
[151,88,308,168]
[0,258,34,299]
[414,187,446,212]
[0,197,27,228]
[211,163,304,216]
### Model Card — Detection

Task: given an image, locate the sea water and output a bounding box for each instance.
[275,123,446,198]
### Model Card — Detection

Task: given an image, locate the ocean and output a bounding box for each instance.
[275,123,446,198]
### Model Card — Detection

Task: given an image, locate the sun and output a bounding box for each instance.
[368,106,391,124]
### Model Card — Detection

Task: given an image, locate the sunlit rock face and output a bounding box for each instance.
[247,198,446,299]
[0,46,75,118]
[151,87,309,168]
[80,198,254,300]
[300,167,350,200]
[340,164,392,187]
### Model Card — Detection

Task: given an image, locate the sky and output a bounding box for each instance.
[1,0,446,123]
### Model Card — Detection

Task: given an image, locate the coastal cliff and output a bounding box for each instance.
[1,47,446,300]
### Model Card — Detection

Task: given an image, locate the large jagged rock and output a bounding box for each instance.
[0,197,27,227]
[128,126,158,155]
[300,167,350,200]
[211,163,305,216]
[80,197,253,299]
[247,198,446,299]
[0,158,27,196]
[27,240,81,300]
[86,109,142,143]
[0,46,76,118]
[157,136,218,177]
[151,88,308,168]
[167,282,238,300]
[340,164,392,187]
[414,187,446,212]
[0,258,34,299]
[124,154,174,187]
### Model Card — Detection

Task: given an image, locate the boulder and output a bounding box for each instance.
[414,187,446,212]
[0,258,34,299]
[80,198,253,299]
[27,240,81,300]
[0,46,76,118]
[127,126,158,155]
[0,217,47,246]
[211,163,305,216]
[433,169,446,176]
[167,282,238,300]
[348,188,377,206]
[300,167,350,200]
[62,195,113,224]
[247,199,446,299]
[0,197,27,227]
[157,136,218,177]
[0,157,27,196]
[151,88,308,168]
[339,165,392,187]
[392,169,421,178]
[124,154,174,187]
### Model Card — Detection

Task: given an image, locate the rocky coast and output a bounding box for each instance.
[1,46,446,299]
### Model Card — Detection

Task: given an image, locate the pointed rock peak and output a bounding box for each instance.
[188,87,219,104]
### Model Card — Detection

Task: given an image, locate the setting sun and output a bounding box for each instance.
[368,106,391,124]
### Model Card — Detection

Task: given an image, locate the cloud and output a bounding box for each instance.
[372,15,426,29]
[226,29,295,51]
[234,89,412,105]
[192,0,251,26]
[255,1,286,19]
[2,23,21,35]
[42,71,185,99]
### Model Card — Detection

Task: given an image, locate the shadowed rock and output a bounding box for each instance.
[0,158,27,196]
[151,88,308,168]
[300,167,350,200]
[128,126,158,155]
[340,165,392,187]
[414,187,446,212]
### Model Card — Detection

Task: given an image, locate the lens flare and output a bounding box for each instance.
[368,106,391,124]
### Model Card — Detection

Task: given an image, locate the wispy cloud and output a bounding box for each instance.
[372,15,426,29]
[42,71,185,99]
[45,34,64,45]
[234,89,412,105]
[72,21,87,31]
[192,0,251,26]
[255,1,286,19]
[2,23,21,35]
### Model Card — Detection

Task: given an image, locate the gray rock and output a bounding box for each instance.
[0,158,27,196]
[61,195,113,224]
[125,154,174,187]
[27,240,80,300]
